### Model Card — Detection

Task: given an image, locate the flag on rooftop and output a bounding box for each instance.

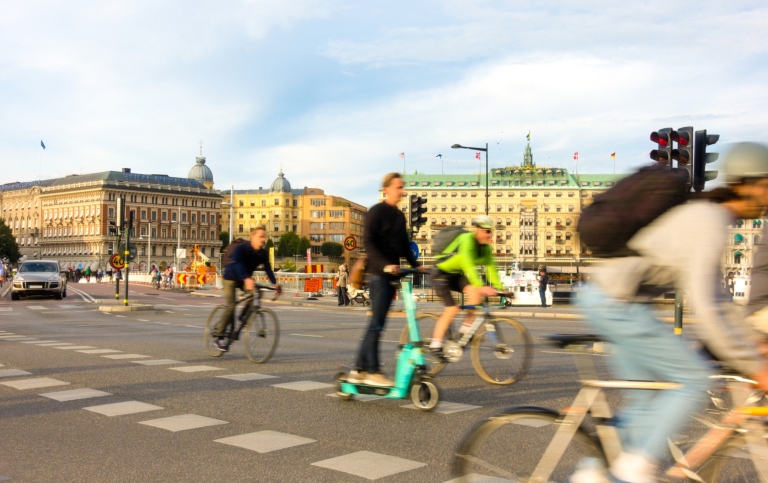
[526,131,530,141]
[436,153,443,158]
[398,152,405,158]
[573,152,579,160]
[611,152,616,159]
[40,140,45,150]
[475,152,481,160]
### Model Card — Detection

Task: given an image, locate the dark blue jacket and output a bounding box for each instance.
[223,242,276,284]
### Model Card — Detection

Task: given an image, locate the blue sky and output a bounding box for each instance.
[2,1,768,207]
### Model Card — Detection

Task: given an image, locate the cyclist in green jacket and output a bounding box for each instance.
[429,215,503,360]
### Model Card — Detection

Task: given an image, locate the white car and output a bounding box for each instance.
[11,260,67,300]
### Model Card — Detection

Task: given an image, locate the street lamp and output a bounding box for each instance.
[139,224,152,273]
[171,206,181,270]
[452,143,489,215]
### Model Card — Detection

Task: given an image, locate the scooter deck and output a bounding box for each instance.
[338,380,408,399]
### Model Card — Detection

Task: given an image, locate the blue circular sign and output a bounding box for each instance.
[409,241,420,260]
[78,263,83,269]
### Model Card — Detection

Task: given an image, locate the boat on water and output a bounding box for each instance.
[499,270,553,306]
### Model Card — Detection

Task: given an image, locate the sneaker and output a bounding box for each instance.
[569,458,610,483]
[429,346,449,363]
[347,370,366,383]
[214,338,229,352]
[363,373,394,387]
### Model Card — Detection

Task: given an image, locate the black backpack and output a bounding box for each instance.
[577,165,689,257]
[222,238,247,268]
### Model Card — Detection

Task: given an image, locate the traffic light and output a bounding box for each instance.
[672,126,694,188]
[409,195,428,231]
[693,129,720,192]
[650,128,674,167]
[108,221,117,236]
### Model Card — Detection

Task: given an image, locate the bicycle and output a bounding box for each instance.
[399,291,532,385]
[161,277,175,290]
[452,334,768,482]
[204,284,280,363]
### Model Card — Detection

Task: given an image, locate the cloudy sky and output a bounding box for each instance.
[2,1,767,206]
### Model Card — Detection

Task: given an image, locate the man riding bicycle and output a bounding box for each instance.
[428,215,503,361]
[214,226,281,352]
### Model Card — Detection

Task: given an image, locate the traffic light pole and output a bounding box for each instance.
[115,232,122,301]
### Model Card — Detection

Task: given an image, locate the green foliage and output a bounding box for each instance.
[277,232,301,257]
[0,219,21,264]
[265,238,274,250]
[281,259,297,272]
[219,231,230,250]
[321,241,343,258]
[298,237,311,255]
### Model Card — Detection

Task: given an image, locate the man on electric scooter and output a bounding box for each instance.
[428,215,503,361]
[214,226,281,352]
[348,172,425,387]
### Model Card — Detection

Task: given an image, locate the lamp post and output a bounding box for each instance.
[452,143,489,215]
[172,205,181,270]
[139,225,152,273]
[221,186,234,244]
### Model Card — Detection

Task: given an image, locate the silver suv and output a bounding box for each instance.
[11,260,67,300]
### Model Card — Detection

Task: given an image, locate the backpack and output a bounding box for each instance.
[222,238,247,268]
[577,165,689,257]
[348,256,367,289]
[431,226,468,258]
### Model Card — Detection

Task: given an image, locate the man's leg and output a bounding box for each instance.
[540,288,547,307]
[356,276,395,374]
[214,280,238,338]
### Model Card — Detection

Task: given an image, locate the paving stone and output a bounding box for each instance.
[132,359,185,366]
[83,401,164,417]
[77,349,122,354]
[54,346,97,350]
[139,414,228,432]
[1,378,70,390]
[168,365,224,373]
[270,381,334,391]
[216,373,278,381]
[0,369,33,378]
[311,450,426,480]
[102,354,151,360]
[36,343,75,347]
[215,430,316,453]
[401,401,481,414]
[39,388,113,401]
[20,340,59,344]
[444,474,511,482]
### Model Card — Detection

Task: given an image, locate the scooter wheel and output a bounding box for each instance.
[410,379,439,411]
[364,300,371,307]
[334,372,352,401]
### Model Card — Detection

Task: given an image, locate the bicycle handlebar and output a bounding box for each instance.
[383,267,425,276]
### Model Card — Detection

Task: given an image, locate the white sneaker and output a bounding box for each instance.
[570,458,610,483]
[609,452,657,483]
[347,370,366,384]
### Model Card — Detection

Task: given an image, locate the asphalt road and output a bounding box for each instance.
[0,280,610,482]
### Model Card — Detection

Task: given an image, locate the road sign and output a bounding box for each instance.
[78,263,83,269]
[118,244,138,262]
[176,273,187,285]
[109,254,125,270]
[344,236,357,251]
[197,274,205,285]
[409,241,420,260]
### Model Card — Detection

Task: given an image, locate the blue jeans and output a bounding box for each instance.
[539,288,547,307]
[577,285,711,462]
[356,275,397,373]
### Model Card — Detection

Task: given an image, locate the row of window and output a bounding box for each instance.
[110,192,215,208]
[238,199,299,207]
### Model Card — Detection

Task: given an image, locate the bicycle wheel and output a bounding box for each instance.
[245,307,279,363]
[470,317,532,385]
[686,433,764,482]
[453,409,604,482]
[398,313,445,375]
[204,305,225,357]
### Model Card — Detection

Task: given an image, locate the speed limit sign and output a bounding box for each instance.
[344,236,357,251]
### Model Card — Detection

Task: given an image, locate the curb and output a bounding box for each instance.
[98,304,154,312]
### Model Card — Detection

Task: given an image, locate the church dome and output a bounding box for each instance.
[270,169,291,193]
[188,156,214,188]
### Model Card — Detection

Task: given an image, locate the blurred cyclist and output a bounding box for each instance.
[574,143,768,483]
[428,215,503,360]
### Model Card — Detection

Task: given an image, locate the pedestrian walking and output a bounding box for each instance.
[337,265,350,306]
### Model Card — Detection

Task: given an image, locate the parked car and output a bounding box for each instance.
[11,260,67,300]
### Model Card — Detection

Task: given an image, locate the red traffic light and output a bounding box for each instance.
[650,131,671,147]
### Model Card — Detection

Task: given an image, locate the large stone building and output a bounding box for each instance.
[1,154,222,272]
[220,168,367,257]
[393,143,622,272]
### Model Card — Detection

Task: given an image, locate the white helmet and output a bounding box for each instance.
[471,215,494,229]
[723,142,768,183]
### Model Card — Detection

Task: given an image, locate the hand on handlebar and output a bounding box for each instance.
[480,286,498,297]
[274,284,282,298]
[383,265,400,275]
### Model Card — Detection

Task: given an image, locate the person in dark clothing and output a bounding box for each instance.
[214,226,281,352]
[348,172,424,387]
[538,267,548,307]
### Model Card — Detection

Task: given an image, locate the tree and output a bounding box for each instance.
[298,237,311,256]
[219,231,230,250]
[277,232,300,257]
[265,238,274,250]
[0,219,21,265]
[321,241,343,258]
[281,259,297,272]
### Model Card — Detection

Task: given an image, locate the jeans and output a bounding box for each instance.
[356,275,397,373]
[337,286,349,306]
[539,288,547,307]
[577,285,711,462]
[215,279,249,338]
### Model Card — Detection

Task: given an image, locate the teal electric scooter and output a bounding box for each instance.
[335,267,439,411]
